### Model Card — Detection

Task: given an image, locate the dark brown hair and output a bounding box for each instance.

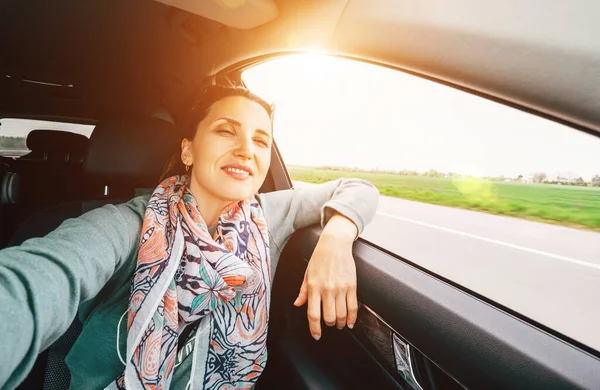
[160,85,274,179]
[183,85,274,139]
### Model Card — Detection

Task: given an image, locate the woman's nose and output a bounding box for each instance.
[234,136,253,159]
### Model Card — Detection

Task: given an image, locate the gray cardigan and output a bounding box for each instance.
[0,179,379,389]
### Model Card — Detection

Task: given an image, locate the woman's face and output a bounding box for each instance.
[181,96,273,204]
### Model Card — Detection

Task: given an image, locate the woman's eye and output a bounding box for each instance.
[254,138,269,148]
[217,128,235,136]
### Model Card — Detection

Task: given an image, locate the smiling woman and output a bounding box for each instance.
[0,83,380,389]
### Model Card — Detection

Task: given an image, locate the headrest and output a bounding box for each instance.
[26,130,89,162]
[84,117,179,189]
[1,171,19,204]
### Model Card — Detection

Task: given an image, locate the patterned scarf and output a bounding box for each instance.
[109,175,271,390]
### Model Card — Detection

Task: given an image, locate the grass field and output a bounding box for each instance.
[287,166,600,230]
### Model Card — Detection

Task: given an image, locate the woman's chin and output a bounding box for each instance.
[218,186,256,202]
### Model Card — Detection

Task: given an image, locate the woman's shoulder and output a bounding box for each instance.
[71,195,151,240]
[119,194,151,217]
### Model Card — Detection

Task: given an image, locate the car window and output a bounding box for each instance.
[243,54,600,351]
[0,118,95,158]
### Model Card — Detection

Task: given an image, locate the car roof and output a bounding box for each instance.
[1,0,599,135]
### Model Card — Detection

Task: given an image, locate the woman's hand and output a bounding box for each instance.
[293,213,359,340]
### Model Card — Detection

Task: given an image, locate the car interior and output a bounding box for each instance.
[1,0,600,389]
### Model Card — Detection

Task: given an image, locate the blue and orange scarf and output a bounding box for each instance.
[108,175,271,389]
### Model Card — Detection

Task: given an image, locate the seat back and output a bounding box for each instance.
[13,116,179,389]
[83,116,179,199]
[0,131,88,248]
[19,130,89,212]
[10,116,178,247]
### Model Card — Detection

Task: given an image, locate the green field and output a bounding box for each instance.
[288,166,600,230]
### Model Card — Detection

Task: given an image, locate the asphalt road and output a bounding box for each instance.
[294,181,600,352]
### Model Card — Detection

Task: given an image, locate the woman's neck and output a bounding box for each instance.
[188,183,230,227]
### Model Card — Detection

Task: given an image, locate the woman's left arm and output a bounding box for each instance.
[256,178,380,340]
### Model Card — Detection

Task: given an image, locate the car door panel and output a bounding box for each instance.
[259,226,600,389]
[260,247,405,390]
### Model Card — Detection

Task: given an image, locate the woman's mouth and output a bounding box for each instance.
[222,165,253,180]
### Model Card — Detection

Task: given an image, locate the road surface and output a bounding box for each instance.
[294,181,600,352]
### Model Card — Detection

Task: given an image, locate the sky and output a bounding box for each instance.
[243,54,600,180]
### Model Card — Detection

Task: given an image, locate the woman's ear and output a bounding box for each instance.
[180,138,193,166]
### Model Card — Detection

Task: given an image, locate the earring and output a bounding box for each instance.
[185,164,190,172]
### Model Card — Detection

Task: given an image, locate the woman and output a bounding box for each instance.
[0,86,379,389]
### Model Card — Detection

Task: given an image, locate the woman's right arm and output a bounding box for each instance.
[0,198,145,389]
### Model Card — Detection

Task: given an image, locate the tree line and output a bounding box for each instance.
[0,136,27,149]
[316,166,600,187]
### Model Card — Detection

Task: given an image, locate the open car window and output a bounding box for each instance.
[243,54,600,353]
[0,118,95,158]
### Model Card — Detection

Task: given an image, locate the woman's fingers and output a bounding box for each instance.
[307,288,322,340]
[322,289,337,327]
[306,284,356,340]
[346,288,358,329]
[335,290,348,329]
[293,275,309,307]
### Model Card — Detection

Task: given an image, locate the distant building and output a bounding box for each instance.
[521,175,534,183]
